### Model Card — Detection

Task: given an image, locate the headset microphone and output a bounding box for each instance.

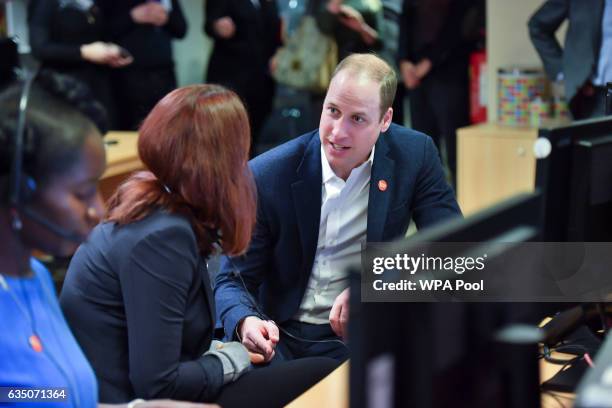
[21,207,84,243]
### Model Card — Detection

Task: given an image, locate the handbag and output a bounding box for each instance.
[272,15,338,93]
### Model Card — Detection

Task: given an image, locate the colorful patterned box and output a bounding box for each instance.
[498,68,548,127]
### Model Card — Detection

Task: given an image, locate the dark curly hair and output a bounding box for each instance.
[0,69,106,203]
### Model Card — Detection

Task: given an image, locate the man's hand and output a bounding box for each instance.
[329,288,350,340]
[81,42,132,67]
[337,4,364,31]
[269,54,278,74]
[130,2,168,26]
[131,3,153,24]
[415,58,432,80]
[147,3,169,26]
[105,44,133,67]
[213,16,236,39]
[400,60,420,90]
[326,0,343,14]
[238,316,279,362]
[81,42,112,64]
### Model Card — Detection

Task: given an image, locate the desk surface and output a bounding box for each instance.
[103,131,141,179]
[287,358,574,408]
[287,361,348,408]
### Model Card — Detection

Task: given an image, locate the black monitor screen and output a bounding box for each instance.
[536,117,612,241]
[350,192,544,408]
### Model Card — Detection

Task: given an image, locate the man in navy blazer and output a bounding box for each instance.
[215,53,461,362]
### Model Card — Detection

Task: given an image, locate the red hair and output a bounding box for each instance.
[106,84,256,256]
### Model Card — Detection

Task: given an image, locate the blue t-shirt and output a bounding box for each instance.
[0,259,98,407]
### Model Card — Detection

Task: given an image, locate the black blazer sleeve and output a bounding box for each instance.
[29,0,83,63]
[411,136,463,228]
[527,0,569,80]
[97,0,137,39]
[120,225,223,401]
[100,0,185,40]
[399,0,471,67]
[165,0,187,39]
[204,0,228,39]
[397,0,412,62]
[424,0,471,67]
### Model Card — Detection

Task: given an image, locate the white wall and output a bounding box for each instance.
[172,0,212,86]
[6,0,30,53]
[486,0,566,122]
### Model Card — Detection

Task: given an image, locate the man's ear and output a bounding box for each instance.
[381,107,393,132]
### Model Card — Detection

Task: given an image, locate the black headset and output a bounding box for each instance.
[7,67,83,242]
[8,68,38,213]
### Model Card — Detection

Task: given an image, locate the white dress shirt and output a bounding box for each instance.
[294,146,375,324]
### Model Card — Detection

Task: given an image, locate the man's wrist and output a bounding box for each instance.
[235,318,245,341]
[235,314,263,341]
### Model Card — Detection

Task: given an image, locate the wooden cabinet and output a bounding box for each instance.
[457,123,538,215]
[100,131,143,202]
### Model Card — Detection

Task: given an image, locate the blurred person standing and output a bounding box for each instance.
[529,0,612,119]
[100,0,186,130]
[28,0,132,129]
[204,0,282,152]
[379,0,404,124]
[398,0,472,185]
[316,0,384,61]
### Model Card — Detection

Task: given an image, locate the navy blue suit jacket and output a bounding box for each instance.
[215,124,462,338]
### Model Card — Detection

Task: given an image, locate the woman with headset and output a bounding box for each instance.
[59,84,339,407]
[0,70,214,408]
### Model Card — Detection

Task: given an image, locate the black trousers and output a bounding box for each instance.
[408,71,469,184]
[114,66,177,130]
[570,85,607,119]
[392,81,405,125]
[270,320,350,362]
[215,356,339,408]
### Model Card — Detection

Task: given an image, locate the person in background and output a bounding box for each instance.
[204,0,282,153]
[528,0,612,119]
[99,0,186,130]
[0,69,213,408]
[214,53,461,363]
[60,84,338,406]
[379,0,404,125]
[316,0,384,61]
[28,0,132,129]
[398,0,472,185]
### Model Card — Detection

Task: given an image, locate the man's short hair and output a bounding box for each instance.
[331,53,397,120]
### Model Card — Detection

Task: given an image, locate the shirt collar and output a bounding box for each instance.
[321,145,376,185]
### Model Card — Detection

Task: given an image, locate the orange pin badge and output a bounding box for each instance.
[378,180,388,192]
[29,334,43,352]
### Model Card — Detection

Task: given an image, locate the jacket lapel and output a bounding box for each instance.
[199,258,215,327]
[291,134,323,272]
[367,134,395,242]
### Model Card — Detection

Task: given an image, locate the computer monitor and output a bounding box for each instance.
[535,116,612,241]
[533,118,612,385]
[0,38,18,90]
[350,192,544,408]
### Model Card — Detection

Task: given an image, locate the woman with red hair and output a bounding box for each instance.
[60,84,338,407]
